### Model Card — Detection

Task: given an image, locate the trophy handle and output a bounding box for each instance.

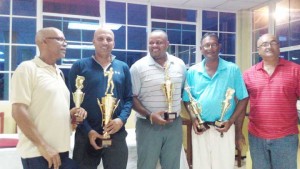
[97,98,105,117]
[113,99,120,113]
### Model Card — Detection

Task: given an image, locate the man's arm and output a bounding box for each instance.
[234,105,247,151]
[12,103,61,169]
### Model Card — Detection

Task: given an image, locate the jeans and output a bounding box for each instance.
[21,151,78,169]
[249,133,298,169]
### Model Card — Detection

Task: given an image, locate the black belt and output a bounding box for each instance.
[204,121,216,126]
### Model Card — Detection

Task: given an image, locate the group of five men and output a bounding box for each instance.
[11,26,299,169]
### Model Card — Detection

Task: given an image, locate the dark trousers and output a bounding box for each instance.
[21,151,78,169]
[73,129,128,169]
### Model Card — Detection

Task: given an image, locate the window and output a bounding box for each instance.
[202,10,236,63]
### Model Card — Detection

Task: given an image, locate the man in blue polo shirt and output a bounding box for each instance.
[182,32,248,169]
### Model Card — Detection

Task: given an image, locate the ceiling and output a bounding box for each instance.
[118,0,272,11]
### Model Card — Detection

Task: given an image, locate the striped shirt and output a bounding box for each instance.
[130,53,186,119]
[243,58,300,139]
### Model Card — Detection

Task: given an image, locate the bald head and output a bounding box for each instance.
[150,30,168,41]
[35,27,63,48]
[94,27,115,40]
[257,34,278,48]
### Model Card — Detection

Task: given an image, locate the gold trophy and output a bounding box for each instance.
[184,84,209,132]
[97,67,120,147]
[162,63,177,120]
[215,87,235,129]
[72,75,85,125]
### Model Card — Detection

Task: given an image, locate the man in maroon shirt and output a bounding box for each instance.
[242,34,300,169]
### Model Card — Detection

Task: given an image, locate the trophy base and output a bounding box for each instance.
[96,138,112,148]
[164,112,177,120]
[214,121,225,128]
[197,123,210,132]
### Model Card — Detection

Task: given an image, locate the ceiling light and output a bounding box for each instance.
[68,22,122,31]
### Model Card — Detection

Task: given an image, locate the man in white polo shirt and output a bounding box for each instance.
[130,30,186,169]
[11,27,86,169]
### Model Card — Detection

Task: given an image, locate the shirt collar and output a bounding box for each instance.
[255,58,285,71]
[33,56,57,69]
[194,57,227,73]
[146,52,175,67]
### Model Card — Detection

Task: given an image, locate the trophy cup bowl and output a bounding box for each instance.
[97,94,120,148]
[72,75,85,125]
[162,79,177,120]
[215,88,235,128]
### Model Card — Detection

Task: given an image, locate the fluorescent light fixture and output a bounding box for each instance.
[0,51,4,55]
[68,44,95,50]
[68,22,122,31]
[0,58,4,62]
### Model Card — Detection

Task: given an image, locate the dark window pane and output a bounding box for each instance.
[0,0,10,15]
[0,73,9,100]
[0,45,9,71]
[151,6,166,20]
[280,50,300,64]
[126,51,146,67]
[182,24,195,31]
[106,1,125,24]
[166,8,181,21]
[288,50,300,64]
[11,46,36,70]
[43,16,97,43]
[168,30,181,44]
[152,6,196,22]
[128,27,147,50]
[43,0,99,17]
[0,17,10,43]
[113,26,125,49]
[219,12,236,32]
[13,0,36,16]
[202,11,218,31]
[83,49,95,58]
[219,33,236,55]
[167,23,181,30]
[182,31,196,45]
[112,51,127,63]
[290,21,300,46]
[276,23,289,48]
[220,55,235,63]
[152,22,166,29]
[128,3,147,26]
[12,18,36,44]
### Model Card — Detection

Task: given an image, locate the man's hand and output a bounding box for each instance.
[37,144,61,169]
[192,119,208,135]
[88,130,103,150]
[104,118,124,135]
[70,107,87,126]
[215,119,234,133]
[235,130,246,151]
[150,111,172,125]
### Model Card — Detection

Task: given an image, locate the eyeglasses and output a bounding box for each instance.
[45,37,67,44]
[259,41,278,48]
[201,43,218,50]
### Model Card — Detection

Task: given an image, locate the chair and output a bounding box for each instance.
[182,118,192,169]
[0,112,4,133]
